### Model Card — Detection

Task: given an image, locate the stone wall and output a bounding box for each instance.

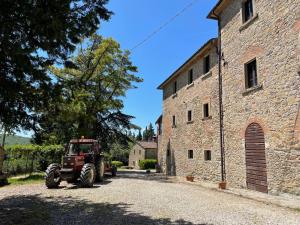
[129,145,158,169]
[159,40,222,182]
[128,144,145,169]
[145,148,157,160]
[219,0,300,194]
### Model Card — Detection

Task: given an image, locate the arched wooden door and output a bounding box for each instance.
[245,123,268,193]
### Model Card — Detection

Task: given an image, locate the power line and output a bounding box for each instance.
[130,0,200,52]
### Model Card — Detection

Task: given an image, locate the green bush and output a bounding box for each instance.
[111,161,124,168]
[138,159,157,170]
[3,145,64,175]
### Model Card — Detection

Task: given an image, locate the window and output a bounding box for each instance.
[173,81,177,94]
[204,150,211,161]
[134,150,135,155]
[245,59,258,89]
[139,150,141,155]
[68,143,93,155]
[188,69,194,84]
[167,149,171,157]
[133,161,136,166]
[187,110,192,122]
[203,103,210,118]
[188,150,194,159]
[243,0,254,23]
[204,55,210,74]
[172,115,176,127]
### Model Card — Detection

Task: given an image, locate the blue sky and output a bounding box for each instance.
[19,0,218,137]
[99,0,218,131]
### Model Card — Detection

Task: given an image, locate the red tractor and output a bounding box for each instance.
[45,138,117,188]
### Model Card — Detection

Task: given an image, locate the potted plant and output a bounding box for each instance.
[186,172,195,182]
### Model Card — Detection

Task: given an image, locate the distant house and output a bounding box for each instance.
[129,141,158,169]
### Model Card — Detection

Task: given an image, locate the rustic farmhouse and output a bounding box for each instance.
[129,141,158,169]
[157,0,300,195]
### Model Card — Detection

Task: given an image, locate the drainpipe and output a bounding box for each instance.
[213,12,226,183]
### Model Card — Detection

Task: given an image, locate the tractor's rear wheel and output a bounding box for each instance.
[45,164,61,189]
[80,163,96,188]
[96,157,105,182]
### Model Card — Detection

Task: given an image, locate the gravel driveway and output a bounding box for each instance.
[0,171,299,225]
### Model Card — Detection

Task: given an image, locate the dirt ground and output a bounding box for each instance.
[0,171,299,225]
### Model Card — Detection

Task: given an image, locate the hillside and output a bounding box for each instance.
[0,134,31,146]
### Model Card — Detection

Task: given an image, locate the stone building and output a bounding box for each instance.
[157,38,221,182]
[128,141,158,169]
[207,0,300,194]
[158,0,300,194]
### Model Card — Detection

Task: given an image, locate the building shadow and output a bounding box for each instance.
[0,194,213,225]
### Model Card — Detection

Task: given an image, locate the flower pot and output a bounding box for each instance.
[219,181,227,190]
[186,176,194,182]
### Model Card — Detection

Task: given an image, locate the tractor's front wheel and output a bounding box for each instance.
[45,164,61,189]
[80,163,96,188]
[95,157,105,182]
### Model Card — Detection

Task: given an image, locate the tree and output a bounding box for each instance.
[142,123,156,141]
[137,130,142,141]
[110,142,133,164]
[0,0,112,133]
[33,35,143,150]
[148,123,155,140]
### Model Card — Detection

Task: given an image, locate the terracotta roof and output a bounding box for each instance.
[207,0,228,19]
[137,141,157,149]
[157,38,218,89]
[155,115,162,124]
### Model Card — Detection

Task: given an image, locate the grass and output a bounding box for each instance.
[7,173,44,185]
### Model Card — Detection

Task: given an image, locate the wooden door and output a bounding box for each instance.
[245,123,268,193]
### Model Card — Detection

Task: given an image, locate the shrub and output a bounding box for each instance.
[138,159,157,170]
[3,145,64,175]
[111,161,124,168]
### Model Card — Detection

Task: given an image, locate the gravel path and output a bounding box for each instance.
[0,171,299,225]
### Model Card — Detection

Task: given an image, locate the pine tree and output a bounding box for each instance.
[137,130,142,141]
[0,0,112,132]
[148,123,155,140]
[142,126,148,141]
[33,35,143,149]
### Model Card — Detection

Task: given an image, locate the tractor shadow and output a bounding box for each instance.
[61,179,112,190]
[0,194,213,225]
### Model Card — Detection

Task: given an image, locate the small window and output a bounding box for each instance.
[188,69,194,84]
[134,150,136,155]
[139,150,141,155]
[188,150,194,159]
[204,55,210,74]
[173,81,177,94]
[187,110,192,122]
[172,115,176,127]
[133,161,136,166]
[203,103,210,118]
[204,150,211,161]
[243,0,254,23]
[167,149,171,157]
[245,59,258,89]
